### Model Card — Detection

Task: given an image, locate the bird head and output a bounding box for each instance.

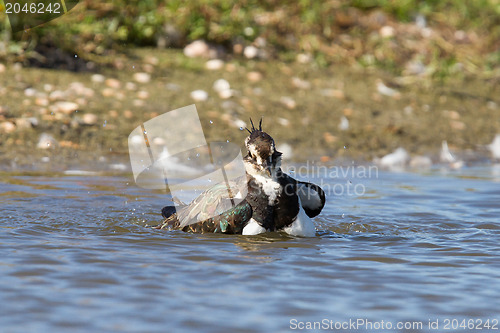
[244,118,282,177]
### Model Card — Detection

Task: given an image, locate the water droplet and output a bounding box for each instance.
[196,153,200,157]
[239,127,244,131]
[143,130,147,134]
[74,54,78,58]
[226,139,229,143]
[210,120,213,124]
[344,145,347,149]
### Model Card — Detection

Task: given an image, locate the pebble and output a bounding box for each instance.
[246,71,263,82]
[37,133,58,149]
[75,97,88,106]
[280,96,296,109]
[323,132,337,144]
[409,155,433,169]
[184,40,210,58]
[277,117,290,127]
[166,83,181,91]
[52,101,79,114]
[450,120,466,130]
[105,78,121,89]
[376,79,400,98]
[35,97,49,106]
[377,147,409,170]
[108,110,119,118]
[124,110,133,119]
[218,89,234,99]
[343,108,354,116]
[68,82,95,98]
[142,64,154,73]
[213,79,230,93]
[91,74,106,83]
[277,143,293,159]
[82,113,98,125]
[338,116,350,131]
[233,43,244,54]
[102,88,115,97]
[16,117,37,129]
[0,121,16,133]
[487,101,498,110]
[145,56,159,66]
[129,134,144,147]
[152,137,166,146]
[190,90,209,102]
[225,63,236,72]
[244,46,259,59]
[49,90,66,101]
[205,59,225,70]
[296,53,312,64]
[405,59,426,75]
[137,91,150,99]
[220,101,242,112]
[24,88,37,97]
[291,77,311,89]
[133,72,151,84]
[443,110,460,119]
[125,82,137,90]
[320,89,345,99]
[320,156,331,163]
[233,118,246,129]
[133,99,145,107]
[379,25,395,38]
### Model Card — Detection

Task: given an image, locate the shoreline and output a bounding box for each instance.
[0,48,499,172]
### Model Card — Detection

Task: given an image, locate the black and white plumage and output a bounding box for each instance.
[156,119,325,236]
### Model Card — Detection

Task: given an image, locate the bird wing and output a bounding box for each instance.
[296,181,326,217]
[279,172,326,218]
[175,176,249,228]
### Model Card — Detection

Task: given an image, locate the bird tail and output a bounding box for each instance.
[153,206,180,230]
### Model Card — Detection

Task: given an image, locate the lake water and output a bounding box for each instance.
[1,164,499,332]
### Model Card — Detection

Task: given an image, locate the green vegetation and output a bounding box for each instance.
[0,0,499,77]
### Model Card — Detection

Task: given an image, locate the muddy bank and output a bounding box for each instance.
[0,48,499,170]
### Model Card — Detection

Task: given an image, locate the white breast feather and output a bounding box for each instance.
[245,162,281,205]
[283,197,316,237]
[242,218,266,235]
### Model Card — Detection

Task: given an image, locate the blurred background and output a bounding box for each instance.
[0,0,499,169]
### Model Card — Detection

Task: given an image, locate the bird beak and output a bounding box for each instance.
[264,151,282,176]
